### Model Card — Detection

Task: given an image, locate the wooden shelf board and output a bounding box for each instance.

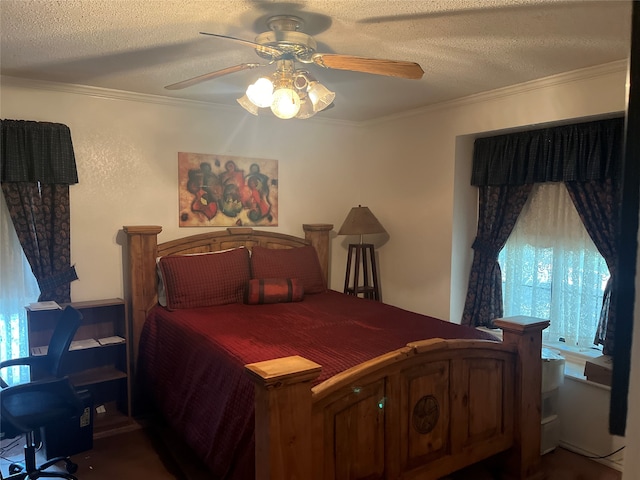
[345,286,377,294]
[63,298,125,309]
[69,366,127,387]
[93,402,135,438]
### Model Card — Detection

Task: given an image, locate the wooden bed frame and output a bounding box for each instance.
[123,224,548,480]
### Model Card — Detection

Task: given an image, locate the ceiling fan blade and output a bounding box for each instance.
[165,63,263,90]
[199,32,284,57]
[312,53,424,79]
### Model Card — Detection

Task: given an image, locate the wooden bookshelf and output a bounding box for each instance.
[27,298,134,435]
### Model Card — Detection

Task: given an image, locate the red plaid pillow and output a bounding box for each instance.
[250,246,326,294]
[159,248,251,309]
[244,278,304,305]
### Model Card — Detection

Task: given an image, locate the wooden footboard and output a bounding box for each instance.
[246,316,548,480]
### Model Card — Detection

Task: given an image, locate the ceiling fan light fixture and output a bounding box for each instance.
[295,97,317,119]
[307,81,335,113]
[237,94,260,116]
[271,87,301,119]
[293,72,309,90]
[167,16,424,119]
[246,77,274,108]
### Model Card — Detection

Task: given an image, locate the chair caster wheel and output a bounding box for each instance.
[65,460,78,474]
[8,463,23,474]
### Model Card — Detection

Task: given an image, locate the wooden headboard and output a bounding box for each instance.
[122,224,333,377]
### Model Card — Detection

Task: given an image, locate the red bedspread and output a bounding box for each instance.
[138,290,497,479]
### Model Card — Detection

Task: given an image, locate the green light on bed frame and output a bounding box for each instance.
[351,387,385,409]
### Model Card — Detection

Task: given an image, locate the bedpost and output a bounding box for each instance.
[493,316,549,480]
[245,355,322,480]
[302,223,333,286]
[122,225,162,382]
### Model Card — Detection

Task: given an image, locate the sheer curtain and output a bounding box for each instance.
[499,183,610,349]
[0,192,40,385]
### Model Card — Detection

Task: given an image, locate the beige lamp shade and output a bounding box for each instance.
[338,206,387,236]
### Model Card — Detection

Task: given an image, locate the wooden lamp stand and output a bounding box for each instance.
[343,243,380,300]
[338,205,386,302]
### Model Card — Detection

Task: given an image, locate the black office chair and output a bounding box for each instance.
[0,305,82,388]
[0,306,84,479]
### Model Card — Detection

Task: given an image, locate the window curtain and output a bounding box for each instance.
[500,182,610,348]
[463,117,624,336]
[565,179,620,355]
[0,119,79,303]
[0,192,40,385]
[461,184,532,327]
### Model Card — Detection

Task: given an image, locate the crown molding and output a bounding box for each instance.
[0,75,358,128]
[1,60,627,128]
[0,75,225,110]
[363,60,629,127]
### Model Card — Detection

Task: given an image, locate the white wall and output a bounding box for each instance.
[361,62,628,322]
[558,377,625,470]
[0,79,365,301]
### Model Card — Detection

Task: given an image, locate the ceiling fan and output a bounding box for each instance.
[164,15,424,119]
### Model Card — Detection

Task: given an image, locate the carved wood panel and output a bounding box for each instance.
[461,357,508,446]
[320,380,386,480]
[400,360,450,470]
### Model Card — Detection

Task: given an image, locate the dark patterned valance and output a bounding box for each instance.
[1,119,78,184]
[471,117,625,186]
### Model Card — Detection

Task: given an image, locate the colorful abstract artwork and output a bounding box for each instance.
[178,152,278,227]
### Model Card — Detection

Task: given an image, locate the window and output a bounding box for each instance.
[498,183,610,350]
[0,192,39,385]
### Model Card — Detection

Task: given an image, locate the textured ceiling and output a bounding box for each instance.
[0,0,633,123]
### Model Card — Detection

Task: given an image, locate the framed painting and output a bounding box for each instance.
[178,152,278,227]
